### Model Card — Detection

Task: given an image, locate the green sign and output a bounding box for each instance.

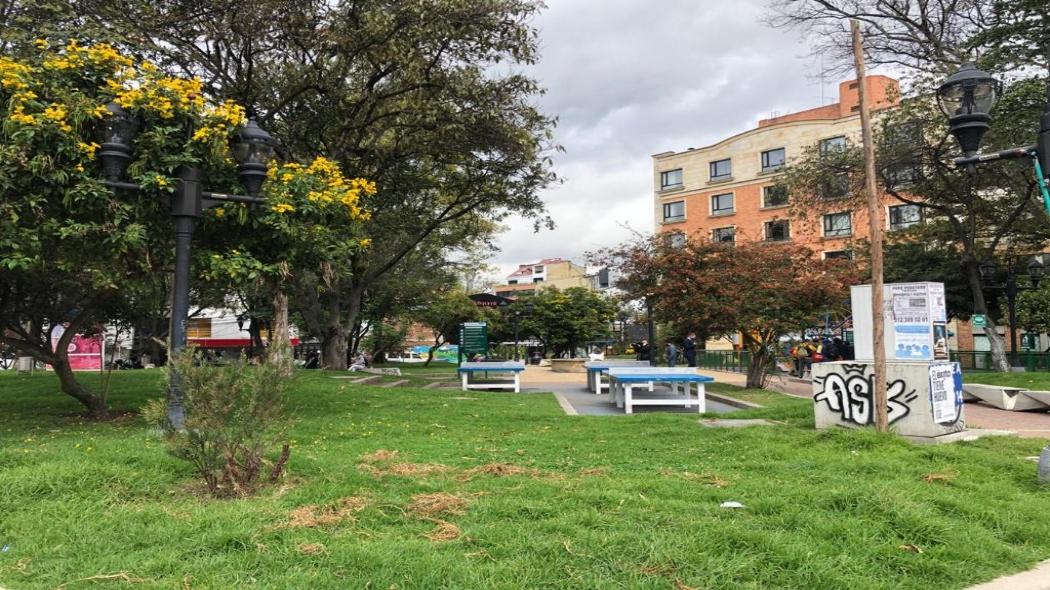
[458,322,488,363]
[972,314,987,328]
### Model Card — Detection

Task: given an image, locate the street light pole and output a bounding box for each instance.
[646,296,655,367]
[98,108,278,429]
[1006,270,1019,367]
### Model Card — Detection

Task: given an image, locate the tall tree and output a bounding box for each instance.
[597,233,857,388]
[0,41,246,416]
[515,287,615,359]
[76,0,558,368]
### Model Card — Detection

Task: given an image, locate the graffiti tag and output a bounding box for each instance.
[813,364,918,426]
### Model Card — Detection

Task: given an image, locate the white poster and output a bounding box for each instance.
[891,283,930,325]
[928,363,961,424]
[928,283,947,323]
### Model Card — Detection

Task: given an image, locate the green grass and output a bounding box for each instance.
[2,371,1050,589]
[964,371,1050,390]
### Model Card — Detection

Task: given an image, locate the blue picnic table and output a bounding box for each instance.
[457,361,526,392]
[583,360,652,393]
[607,367,715,414]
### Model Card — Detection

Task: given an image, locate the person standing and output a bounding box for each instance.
[637,339,651,362]
[665,341,678,367]
[683,332,697,367]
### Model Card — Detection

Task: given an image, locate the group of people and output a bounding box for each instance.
[634,333,699,367]
[789,336,854,377]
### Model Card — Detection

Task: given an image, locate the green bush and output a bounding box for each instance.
[144,351,292,497]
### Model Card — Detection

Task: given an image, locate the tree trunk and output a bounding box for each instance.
[269,288,292,375]
[53,356,109,419]
[322,324,347,369]
[964,258,1011,372]
[743,333,771,389]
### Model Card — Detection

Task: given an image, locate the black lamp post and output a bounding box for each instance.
[645,295,655,367]
[511,308,522,361]
[98,106,278,429]
[938,60,1050,210]
[978,257,1045,367]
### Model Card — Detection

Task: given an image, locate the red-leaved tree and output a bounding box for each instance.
[595,233,858,387]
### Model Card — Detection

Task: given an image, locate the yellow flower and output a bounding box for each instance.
[92,105,110,118]
[156,176,170,188]
[74,164,85,173]
[280,173,294,182]
[9,112,35,125]
[43,104,67,121]
[359,238,372,248]
[34,39,49,49]
[77,142,100,156]
[13,90,37,102]
[214,207,225,217]
[272,203,296,213]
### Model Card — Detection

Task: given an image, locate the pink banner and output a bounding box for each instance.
[50,325,104,371]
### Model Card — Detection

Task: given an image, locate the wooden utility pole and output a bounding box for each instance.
[851,19,889,432]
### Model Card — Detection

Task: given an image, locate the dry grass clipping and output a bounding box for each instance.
[921,471,957,483]
[580,467,609,477]
[296,542,328,555]
[360,449,400,463]
[423,520,462,542]
[285,496,370,528]
[388,462,452,476]
[407,492,469,518]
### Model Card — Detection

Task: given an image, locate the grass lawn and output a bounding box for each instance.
[964,371,1050,390]
[2,371,1050,589]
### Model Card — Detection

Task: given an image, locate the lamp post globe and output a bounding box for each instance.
[1027,258,1045,287]
[979,259,998,284]
[97,101,140,182]
[938,63,1000,157]
[231,118,278,197]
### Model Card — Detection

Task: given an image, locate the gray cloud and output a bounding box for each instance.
[489,0,842,279]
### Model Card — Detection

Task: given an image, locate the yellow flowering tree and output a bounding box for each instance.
[0,41,246,417]
[198,156,374,362]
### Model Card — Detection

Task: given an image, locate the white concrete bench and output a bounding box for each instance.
[607,367,715,414]
[457,361,526,393]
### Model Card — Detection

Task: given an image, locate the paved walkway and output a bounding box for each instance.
[700,369,1050,439]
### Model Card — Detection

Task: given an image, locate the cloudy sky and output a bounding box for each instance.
[486,0,854,279]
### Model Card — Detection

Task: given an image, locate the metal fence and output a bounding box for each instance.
[950,350,1050,372]
[695,350,751,372]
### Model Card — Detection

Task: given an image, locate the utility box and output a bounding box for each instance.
[813,361,966,439]
[817,282,967,441]
[851,282,949,362]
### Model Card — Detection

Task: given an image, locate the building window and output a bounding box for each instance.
[762,185,788,208]
[663,200,685,222]
[764,220,790,242]
[508,279,518,285]
[533,277,544,283]
[819,136,847,155]
[823,212,852,237]
[709,158,732,179]
[711,193,734,215]
[533,265,544,273]
[761,148,786,172]
[889,204,923,230]
[660,168,683,190]
[669,231,686,249]
[712,227,735,243]
[824,250,853,260]
[821,174,849,200]
[186,318,212,339]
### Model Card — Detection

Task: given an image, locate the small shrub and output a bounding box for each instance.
[144,350,292,497]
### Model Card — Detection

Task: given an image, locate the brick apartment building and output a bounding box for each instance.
[652,76,922,259]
